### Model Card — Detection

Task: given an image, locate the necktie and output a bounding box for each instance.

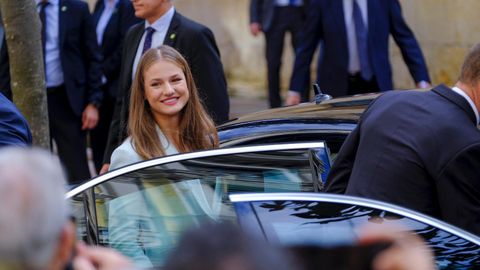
[142,27,156,55]
[39,1,49,59]
[353,0,373,81]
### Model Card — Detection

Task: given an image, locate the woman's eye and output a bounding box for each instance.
[151,82,160,87]
[172,77,182,83]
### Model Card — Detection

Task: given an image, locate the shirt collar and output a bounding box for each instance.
[103,0,119,8]
[452,86,480,125]
[145,6,175,32]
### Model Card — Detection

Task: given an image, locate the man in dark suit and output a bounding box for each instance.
[0,93,32,147]
[101,0,229,172]
[325,44,480,235]
[249,0,308,107]
[90,0,141,172]
[0,0,102,183]
[287,0,431,104]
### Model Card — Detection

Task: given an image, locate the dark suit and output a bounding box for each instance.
[289,0,430,97]
[250,0,308,107]
[0,0,102,183]
[0,93,32,147]
[326,85,480,235]
[90,0,140,171]
[103,11,229,164]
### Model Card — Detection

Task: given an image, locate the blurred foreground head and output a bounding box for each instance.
[164,222,297,270]
[0,147,74,270]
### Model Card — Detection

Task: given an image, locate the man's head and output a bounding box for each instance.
[0,147,74,270]
[458,43,480,110]
[130,0,172,24]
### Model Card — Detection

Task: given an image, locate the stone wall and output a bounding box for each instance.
[87,0,480,97]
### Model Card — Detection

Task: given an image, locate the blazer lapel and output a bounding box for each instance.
[92,0,104,26]
[124,23,144,78]
[331,0,347,56]
[58,0,68,50]
[164,11,180,47]
[102,1,120,48]
[433,84,478,125]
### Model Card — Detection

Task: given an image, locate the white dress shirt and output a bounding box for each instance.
[275,0,304,6]
[36,0,64,87]
[343,0,368,75]
[452,86,480,125]
[132,6,175,80]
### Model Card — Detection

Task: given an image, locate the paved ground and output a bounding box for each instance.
[229,95,269,119]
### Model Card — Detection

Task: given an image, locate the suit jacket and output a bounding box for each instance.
[0,93,32,147]
[249,0,309,32]
[93,0,141,98]
[0,0,102,116]
[326,85,480,235]
[104,11,229,163]
[289,0,430,97]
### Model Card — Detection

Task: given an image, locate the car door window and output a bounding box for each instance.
[69,143,330,268]
[232,198,480,269]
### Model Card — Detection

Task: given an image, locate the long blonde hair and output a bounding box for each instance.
[128,45,219,160]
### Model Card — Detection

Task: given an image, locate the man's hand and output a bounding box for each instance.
[416,81,431,89]
[82,104,99,130]
[286,91,301,106]
[99,163,110,174]
[73,242,134,270]
[250,23,262,36]
[358,225,435,270]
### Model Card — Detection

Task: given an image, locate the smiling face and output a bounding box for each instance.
[143,59,190,125]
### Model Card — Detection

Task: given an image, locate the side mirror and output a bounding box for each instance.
[313,84,332,104]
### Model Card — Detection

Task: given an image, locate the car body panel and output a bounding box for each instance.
[230,193,480,269]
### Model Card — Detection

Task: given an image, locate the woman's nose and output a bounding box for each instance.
[163,83,175,95]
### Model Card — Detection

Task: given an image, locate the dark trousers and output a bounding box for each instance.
[265,6,307,108]
[90,86,115,172]
[47,85,90,184]
[347,73,380,95]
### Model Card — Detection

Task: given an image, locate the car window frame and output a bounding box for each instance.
[66,142,329,200]
[229,192,480,245]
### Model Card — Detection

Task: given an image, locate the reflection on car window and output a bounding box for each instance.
[107,179,229,267]
[88,148,325,268]
[236,200,480,269]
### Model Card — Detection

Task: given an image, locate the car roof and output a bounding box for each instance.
[220,93,380,128]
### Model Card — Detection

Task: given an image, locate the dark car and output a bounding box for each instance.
[218,93,379,160]
[231,193,480,269]
[66,142,479,269]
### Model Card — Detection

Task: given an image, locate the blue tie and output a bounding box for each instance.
[142,27,156,55]
[353,0,373,81]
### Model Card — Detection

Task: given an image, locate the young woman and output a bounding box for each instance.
[109,45,218,170]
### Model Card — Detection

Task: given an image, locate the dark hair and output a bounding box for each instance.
[163,222,297,270]
[459,44,480,86]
